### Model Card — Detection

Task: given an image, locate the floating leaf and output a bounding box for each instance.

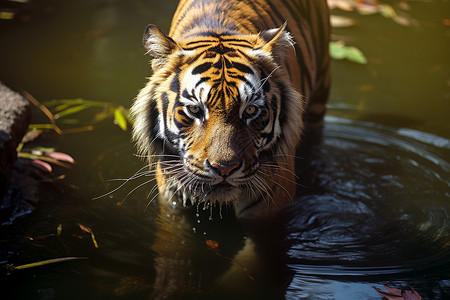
[77,224,99,248]
[206,240,219,250]
[78,223,91,234]
[27,124,61,134]
[14,257,88,270]
[334,1,354,11]
[30,159,53,173]
[357,4,378,15]
[329,41,347,60]
[373,285,422,300]
[32,146,56,153]
[379,4,396,19]
[54,103,73,112]
[393,15,412,26]
[44,98,109,108]
[330,41,368,64]
[28,124,55,130]
[121,108,134,125]
[19,152,72,168]
[57,224,62,236]
[114,107,128,131]
[54,105,88,119]
[90,232,99,248]
[345,46,368,64]
[45,152,75,164]
[330,15,357,28]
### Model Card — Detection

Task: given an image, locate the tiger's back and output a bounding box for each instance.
[132,0,330,218]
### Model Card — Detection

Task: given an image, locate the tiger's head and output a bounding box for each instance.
[132,24,304,217]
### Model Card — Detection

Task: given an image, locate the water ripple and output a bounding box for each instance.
[288,115,450,280]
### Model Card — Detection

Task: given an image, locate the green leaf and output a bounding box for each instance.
[54,103,73,112]
[345,46,368,64]
[121,108,134,125]
[329,41,368,64]
[32,146,56,153]
[57,224,62,236]
[114,107,128,131]
[44,98,84,107]
[329,41,347,60]
[28,124,55,130]
[44,98,110,108]
[14,257,88,270]
[54,105,88,119]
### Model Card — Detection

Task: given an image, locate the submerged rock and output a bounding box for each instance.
[0,82,34,223]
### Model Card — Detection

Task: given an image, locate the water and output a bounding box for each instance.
[285,112,450,299]
[0,0,449,299]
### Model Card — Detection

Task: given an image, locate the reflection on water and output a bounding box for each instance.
[1,111,449,299]
[285,113,450,298]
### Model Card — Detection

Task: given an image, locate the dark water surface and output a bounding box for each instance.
[1,0,449,299]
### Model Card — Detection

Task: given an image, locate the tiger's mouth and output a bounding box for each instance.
[164,156,263,205]
[217,180,232,186]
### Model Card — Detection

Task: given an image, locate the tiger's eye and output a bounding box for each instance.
[188,105,201,115]
[244,105,257,116]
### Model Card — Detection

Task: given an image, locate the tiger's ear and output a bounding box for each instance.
[142,24,179,71]
[257,22,294,59]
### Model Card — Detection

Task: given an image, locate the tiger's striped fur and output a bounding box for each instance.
[131,0,330,219]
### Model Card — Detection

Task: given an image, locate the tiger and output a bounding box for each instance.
[131,0,330,219]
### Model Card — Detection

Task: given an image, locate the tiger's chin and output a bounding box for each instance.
[172,180,246,208]
[204,182,243,203]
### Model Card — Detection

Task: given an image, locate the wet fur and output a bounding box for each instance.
[131,0,330,219]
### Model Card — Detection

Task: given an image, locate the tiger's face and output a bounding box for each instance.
[132,25,303,214]
[165,51,280,204]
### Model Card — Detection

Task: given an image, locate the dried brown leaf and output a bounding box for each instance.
[373,285,422,300]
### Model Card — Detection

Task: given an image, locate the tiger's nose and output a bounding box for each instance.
[209,161,240,177]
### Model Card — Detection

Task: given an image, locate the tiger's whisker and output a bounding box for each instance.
[254,65,281,93]
[120,176,160,205]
